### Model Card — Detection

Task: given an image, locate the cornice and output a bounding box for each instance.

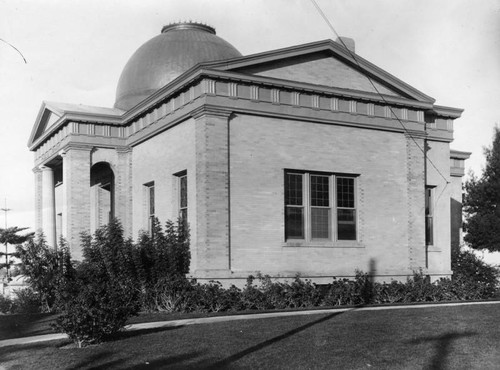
[450,149,471,159]
[432,105,464,119]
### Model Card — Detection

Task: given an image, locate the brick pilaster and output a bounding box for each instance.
[194,108,231,272]
[61,146,91,260]
[406,135,426,271]
[116,148,133,239]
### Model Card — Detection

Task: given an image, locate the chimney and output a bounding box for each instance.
[335,37,355,53]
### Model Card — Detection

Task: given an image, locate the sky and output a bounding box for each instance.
[0,0,499,232]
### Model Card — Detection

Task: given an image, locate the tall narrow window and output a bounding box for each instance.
[145,182,155,235]
[310,175,331,239]
[337,177,356,240]
[179,174,188,226]
[285,172,304,239]
[425,186,434,245]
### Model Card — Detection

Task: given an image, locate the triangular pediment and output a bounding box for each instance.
[28,103,64,147]
[28,101,124,149]
[233,53,403,98]
[206,40,435,104]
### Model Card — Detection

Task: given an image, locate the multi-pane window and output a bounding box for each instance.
[337,177,356,240]
[425,186,434,245]
[285,173,304,239]
[285,171,357,242]
[145,182,155,235]
[310,175,331,239]
[179,174,188,226]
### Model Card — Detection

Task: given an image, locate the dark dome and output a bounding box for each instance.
[114,22,242,110]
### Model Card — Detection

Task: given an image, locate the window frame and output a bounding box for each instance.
[144,181,155,236]
[425,185,434,246]
[178,172,188,226]
[284,170,359,246]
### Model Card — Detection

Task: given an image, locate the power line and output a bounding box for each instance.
[309,0,450,185]
[0,38,27,64]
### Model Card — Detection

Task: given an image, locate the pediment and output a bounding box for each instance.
[208,40,435,104]
[28,103,64,147]
[28,101,124,149]
[234,53,404,98]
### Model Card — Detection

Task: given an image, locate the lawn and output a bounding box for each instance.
[1,303,500,369]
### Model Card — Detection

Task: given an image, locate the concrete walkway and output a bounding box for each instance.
[1,300,499,348]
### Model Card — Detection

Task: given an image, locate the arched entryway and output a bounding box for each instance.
[90,162,115,232]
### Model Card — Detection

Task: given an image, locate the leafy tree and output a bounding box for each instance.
[464,126,500,252]
[0,227,34,278]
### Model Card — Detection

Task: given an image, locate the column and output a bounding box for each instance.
[40,165,57,248]
[33,168,43,234]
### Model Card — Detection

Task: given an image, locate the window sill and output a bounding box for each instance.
[426,245,442,253]
[282,241,364,249]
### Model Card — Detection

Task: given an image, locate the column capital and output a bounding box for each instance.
[39,164,53,172]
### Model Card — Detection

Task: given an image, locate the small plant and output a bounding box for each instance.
[0,293,13,313]
[11,288,41,314]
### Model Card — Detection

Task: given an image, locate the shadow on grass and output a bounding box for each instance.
[109,325,184,341]
[0,313,57,340]
[207,311,345,369]
[408,331,477,370]
[0,340,68,363]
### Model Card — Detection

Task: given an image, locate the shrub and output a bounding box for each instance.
[16,236,74,312]
[0,294,13,313]
[451,249,499,299]
[134,218,191,311]
[54,220,140,347]
[240,275,269,311]
[11,288,41,314]
[54,268,138,347]
[146,277,194,313]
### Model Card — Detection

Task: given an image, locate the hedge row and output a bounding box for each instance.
[143,266,498,315]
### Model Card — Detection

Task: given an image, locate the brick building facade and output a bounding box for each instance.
[28,23,468,284]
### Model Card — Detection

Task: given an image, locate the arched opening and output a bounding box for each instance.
[90,162,115,232]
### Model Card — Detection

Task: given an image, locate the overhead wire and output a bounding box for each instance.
[0,38,27,64]
[309,0,450,186]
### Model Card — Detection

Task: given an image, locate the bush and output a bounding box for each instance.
[11,288,41,314]
[451,249,499,299]
[16,236,74,312]
[0,294,13,314]
[54,269,138,347]
[54,220,140,347]
[134,218,191,311]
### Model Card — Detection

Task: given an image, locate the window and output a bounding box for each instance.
[285,171,357,242]
[178,173,187,226]
[425,186,434,245]
[145,182,155,235]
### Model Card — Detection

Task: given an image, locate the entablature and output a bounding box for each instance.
[31,71,460,153]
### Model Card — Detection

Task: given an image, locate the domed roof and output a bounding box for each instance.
[114,22,242,111]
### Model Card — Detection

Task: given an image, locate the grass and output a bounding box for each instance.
[1,303,500,369]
